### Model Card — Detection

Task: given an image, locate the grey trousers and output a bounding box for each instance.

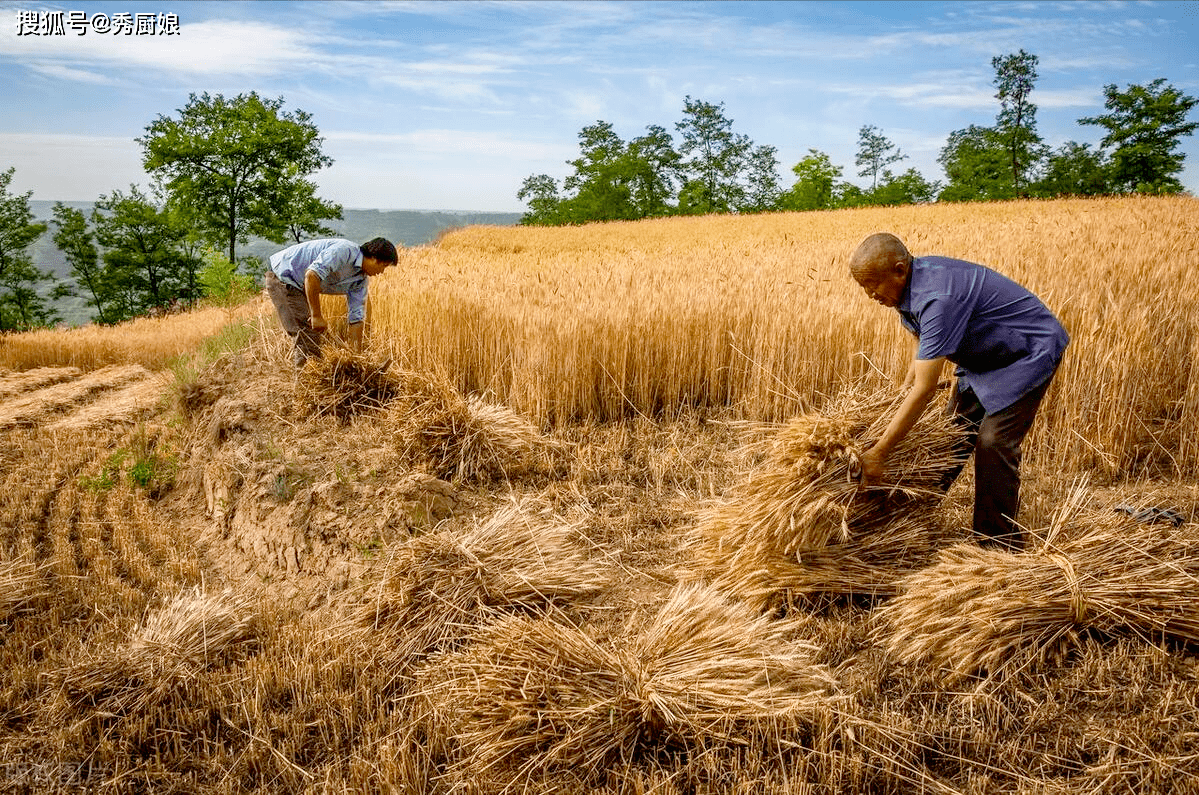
[939,374,1055,552]
[264,270,322,366]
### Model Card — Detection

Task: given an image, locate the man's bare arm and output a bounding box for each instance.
[859,356,945,483]
[304,270,327,331]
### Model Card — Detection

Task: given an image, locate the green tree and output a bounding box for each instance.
[855,125,907,191]
[1030,142,1110,197]
[740,144,783,213]
[938,125,1012,201]
[782,149,842,211]
[871,168,941,206]
[675,96,752,214]
[1080,78,1199,194]
[517,174,564,226]
[627,125,682,217]
[0,167,58,331]
[561,121,637,222]
[992,50,1047,194]
[92,185,201,319]
[139,91,334,266]
[274,175,344,243]
[52,203,117,324]
[197,247,258,307]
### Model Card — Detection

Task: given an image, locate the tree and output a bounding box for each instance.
[274,175,344,244]
[675,96,752,214]
[855,125,907,191]
[992,50,1047,194]
[139,92,334,266]
[871,168,941,206]
[0,167,58,331]
[561,121,637,222]
[1031,142,1110,197]
[627,125,683,217]
[52,203,115,324]
[938,125,1012,201]
[1080,78,1199,194]
[92,185,201,320]
[517,174,564,226]
[782,149,842,211]
[739,144,784,213]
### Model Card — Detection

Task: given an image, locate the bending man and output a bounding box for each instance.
[264,237,398,366]
[849,232,1068,551]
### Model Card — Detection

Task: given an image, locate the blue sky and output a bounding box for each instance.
[1,0,1197,212]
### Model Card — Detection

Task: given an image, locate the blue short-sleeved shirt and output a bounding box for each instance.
[896,256,1069,414]
[268,238,369,324]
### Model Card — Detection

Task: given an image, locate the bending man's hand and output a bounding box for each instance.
[858,356,946,487]
[857,447,887,485]
[304,269,327,333]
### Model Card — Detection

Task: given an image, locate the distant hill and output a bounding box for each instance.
[26,203,524,326]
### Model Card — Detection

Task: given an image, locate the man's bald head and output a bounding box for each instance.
[849,232,913,308]
[849,232,912,280]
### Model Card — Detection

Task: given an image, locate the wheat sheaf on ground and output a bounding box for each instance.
[58,586,260,716]
[414,582,838,793]
[690,386,963,606]
[353,498,611,667]
[874,485,1199,683]
[296,347,551,481]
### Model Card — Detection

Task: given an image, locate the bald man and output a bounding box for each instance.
[849,232,1068,551]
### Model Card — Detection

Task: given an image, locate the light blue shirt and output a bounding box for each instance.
[268,239,369,324]
[897,256,1069,414]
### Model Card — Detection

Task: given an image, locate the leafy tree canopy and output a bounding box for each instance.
[1080,78,1199,194]
[0,167,58,331]
[138,91,336,265]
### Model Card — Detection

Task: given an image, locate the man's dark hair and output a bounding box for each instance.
[361,237,398,264]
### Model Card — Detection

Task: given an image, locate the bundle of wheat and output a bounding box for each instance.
[384,390,549,481]
[874,486,1199,682]
[416,583,837,792]
[60,586,260,715]
[691,387,962,606]
[354,499,609,666]
[0,556,48,622]
[698,387,962,559]
[295,347,405,421]
[696,514,948,610]
[297,348,550,479]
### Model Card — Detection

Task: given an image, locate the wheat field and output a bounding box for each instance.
[365,195,1199,478]
[1,196,1198,793]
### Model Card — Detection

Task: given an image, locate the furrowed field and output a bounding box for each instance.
[1,195,1197,793]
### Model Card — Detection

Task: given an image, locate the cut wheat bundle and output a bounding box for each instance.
[415,582,837,792]
[874,485,1199,683]
[297,347,552,480]
[696,514,949,610]
[59,586,260,715]
[690,386,962,606]
[354,498,610,666]
[697,386,961,559]
[294,346,410,421]
[384,391,550,481]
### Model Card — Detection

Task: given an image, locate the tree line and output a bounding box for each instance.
[0,92,342,330]
[517,51,1198,225]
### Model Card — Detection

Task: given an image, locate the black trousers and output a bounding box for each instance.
[940,374,1055,552]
